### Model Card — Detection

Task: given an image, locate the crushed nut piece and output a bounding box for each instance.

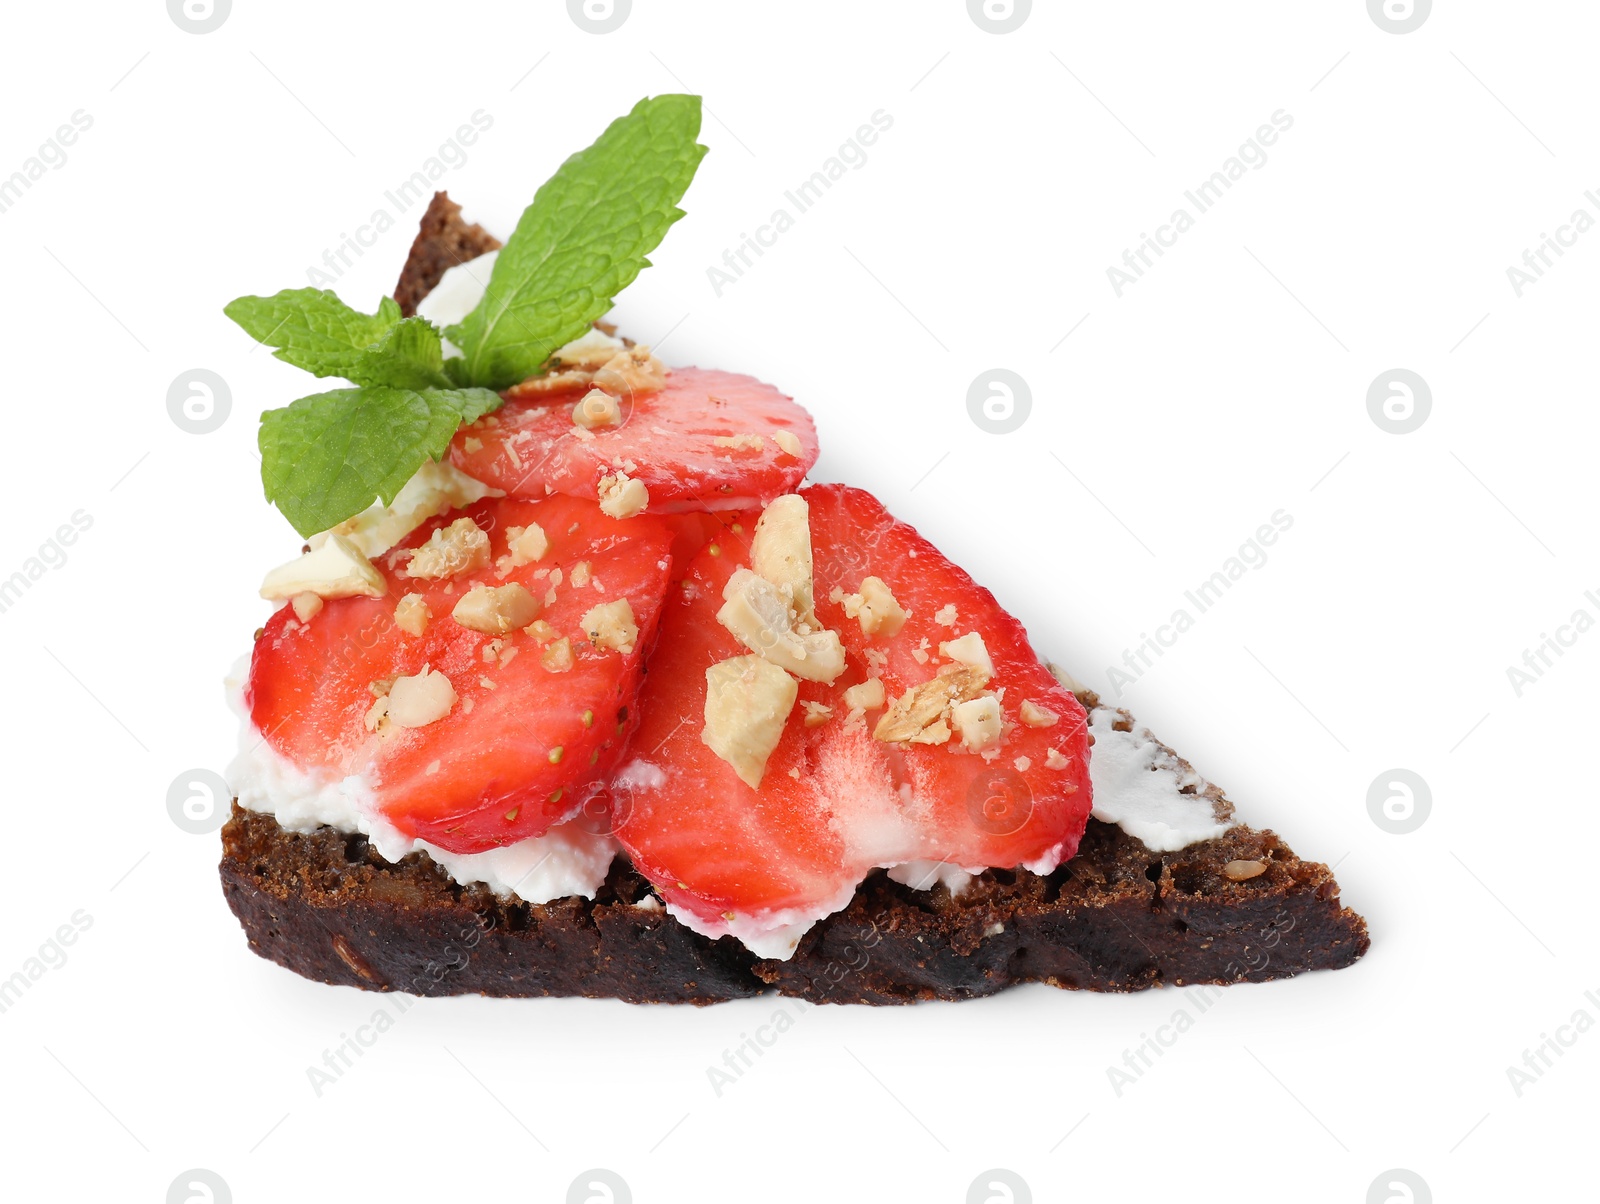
[598,471,649,519]
[842,678,886,711]
[773,430,802,458]
[1046,747,1070,770]
[874,667,989,744]
[934,604,958,627]
[407,517,490,579]
[801,701,833,727]
[452,583,541,635]
[717,568,845,683]
[838,576,906,638]
[701,655,798,788]
[499,523,549,571]
[394,593,430,636]
[713,433,766,452]
[290,592,323,622]
[572,388,624,430]
[1014,756,1032,772]
[386,666,456,728]
[1019,700,1059,728]
[940,631,995,677]
[581,599,639,654]
[570,561,592,588]
[950,695,1003,751]
[542,637,575,673]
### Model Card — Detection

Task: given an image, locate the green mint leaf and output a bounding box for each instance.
[454,94,707,389]
[224,289,404,380]
[259,386,501,537]
[225,290,451,389]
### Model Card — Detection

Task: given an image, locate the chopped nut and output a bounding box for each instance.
[452,583,541,635]
[842,678,886,712]
[874,667,990,744]
[363,694,389,732]
[713,433,766,451]
[500,523,549,569]
[1014,756,1032,772]
[572,388,623,430]
[463,436,483,453]
[773,430,802,458]
[1224,859,1268,881]
[541,637,575,673]
[386,666,456,728]
[525,619,557,641]
[909,719,951,746]
[581,599,639,654]
[801,701,833,727]
[950,696,1003,751]
[598,471,649,519]
[1046,747,1070,770]
[406,517,491,579]
[717,568,845,683]
[290,592,323,622]
[934,604,958,627]
[1019,700,1059,728]
[260,533,387,601]
[701,654,798,788]
[394,593,430,637]
[940,632,995,677]
[592,344,667,395]
[570,561,592,588]
[750,494,816,625]
[911,637,931,665]
[840,576,906,638]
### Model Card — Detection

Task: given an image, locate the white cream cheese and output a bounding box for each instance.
[416,249,500,349]
[665,880,862,962]
[1086,706,1233,852]
[887,860,976,896]
[224,659,618,905]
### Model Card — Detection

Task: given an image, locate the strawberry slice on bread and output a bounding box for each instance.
[612,486,1092,956]
[448,366,818,514]
[248,495,675,854]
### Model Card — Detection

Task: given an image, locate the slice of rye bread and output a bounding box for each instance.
[218,206,1368,1003]
[391,191,502,318]
[220,693,1369,1005]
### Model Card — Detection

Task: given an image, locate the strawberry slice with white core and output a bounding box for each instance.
[247,495,674,854]
[612,486,1092,958]
[448,367,819,514]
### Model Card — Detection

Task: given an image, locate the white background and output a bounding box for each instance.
[1,1,1594,1201]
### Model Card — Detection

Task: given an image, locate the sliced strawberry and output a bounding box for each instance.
[612,486,1092,943]
[248,495,675,853]
[447,367,818,513]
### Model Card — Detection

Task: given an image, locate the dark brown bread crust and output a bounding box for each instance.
[391,192,502,318]
[220,803,1367,1005]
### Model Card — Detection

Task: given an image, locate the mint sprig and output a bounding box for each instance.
[450,94,707,389]
[226,94,706,536]
[260,386,501,538]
